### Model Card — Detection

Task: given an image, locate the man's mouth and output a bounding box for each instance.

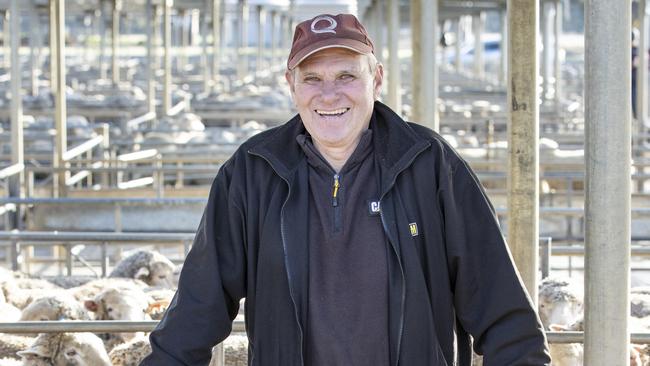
[315,108,349,117]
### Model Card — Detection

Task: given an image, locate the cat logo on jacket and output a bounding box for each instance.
[409,223,419,236]
[368,200,381,216]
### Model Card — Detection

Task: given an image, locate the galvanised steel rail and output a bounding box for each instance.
[0,320,245,333]
[0,322,648,345]
[0,230,196,275]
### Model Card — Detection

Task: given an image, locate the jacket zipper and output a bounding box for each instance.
[248,151,305,366]
[332,174,341,232]
[378,143,430,366]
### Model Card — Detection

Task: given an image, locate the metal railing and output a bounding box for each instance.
[0,230,195,275]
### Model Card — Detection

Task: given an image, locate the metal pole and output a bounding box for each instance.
[387,0,401,114]
[9,0,24,231]
[201,7,210,93]
[542,1,552,100]
[499,8,507,87]
[507,0,539,300]
[270,10,277,66]
[237,0,249,80]
[97,6,107,80]
[410,0,421,122]
[554,0,562,107]
[49,3,57,90]
[584,0,631,363]
[472,12,484,80]
[3,11,9,68]
[180,9,189,73]
[163,0,172,114]
[455,17,462,72]
[637,0,648,126]
[404,0,438,127]
[112,0,120,85]
[51,0,67,198]
[29,10,39,97]
[212,0,221,88]
[375,1,385,65]
[256,5,265,75]
[146,0,156,115]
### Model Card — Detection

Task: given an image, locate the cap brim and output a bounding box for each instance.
[288,39,373,70]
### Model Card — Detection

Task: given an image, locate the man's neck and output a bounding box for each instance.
[313,139,360,173]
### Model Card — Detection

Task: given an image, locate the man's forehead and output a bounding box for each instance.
[297,48,366,72]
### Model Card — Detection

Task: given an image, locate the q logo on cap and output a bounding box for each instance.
[310,15,337,34]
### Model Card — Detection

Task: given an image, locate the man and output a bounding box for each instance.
[142,13,551,366]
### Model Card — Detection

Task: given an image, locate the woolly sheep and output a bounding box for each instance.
[17,333,111,366]
[69,278,148,302]
[83,286,151,350]
[20,294,90,322]
[1,279,64,310]
[538,277,583,329]
[0,334,33,361]
[109,250,176,288]
[108,335,152,366]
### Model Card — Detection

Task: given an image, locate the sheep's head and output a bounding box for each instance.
[84,287,149,321]
[20,295,89,322]
[18,333,111,366]
[136,261,175,288]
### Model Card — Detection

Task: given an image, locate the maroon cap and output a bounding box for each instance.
[287,13,375,70]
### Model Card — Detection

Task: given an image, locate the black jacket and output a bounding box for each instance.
[142,101,551,366]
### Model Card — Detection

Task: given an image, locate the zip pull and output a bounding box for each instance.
[332,174,340,207]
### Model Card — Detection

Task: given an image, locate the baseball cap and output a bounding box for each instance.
[287,13,375,70]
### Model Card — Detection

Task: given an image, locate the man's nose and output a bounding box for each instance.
[319,80,339,102]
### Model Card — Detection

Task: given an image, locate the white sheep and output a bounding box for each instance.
[1,279,64,310]
[20,294,91,322]
[68,278,148,302]
[108,335,152,366]
[109,250,176,288]
[538,277,584,329]
[83,286,152,350]
[0,334,33,361]
[17,332,111,366]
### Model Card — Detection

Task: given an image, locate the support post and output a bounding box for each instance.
[51,0,67,198]
[584,0,631,364]
[9,0,24,230]
[507,0,539,300]
[386,0,401,114]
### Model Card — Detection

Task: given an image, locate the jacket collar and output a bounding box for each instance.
[248,101,431,188]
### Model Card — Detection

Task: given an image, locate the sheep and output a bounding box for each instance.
[0,357,22,365]
[19,294,91,322]
[1,279,64,310]
[17,332,111,366]
[631,290,650,319]
[83,286,152,350]
[108,335,152,366]
[538,277,583,329]
[68,278,148,302]
[41,276,95,290]
[109,250,176,288]
[0,334,33,361]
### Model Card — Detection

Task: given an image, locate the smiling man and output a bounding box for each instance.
[142,13,551,366]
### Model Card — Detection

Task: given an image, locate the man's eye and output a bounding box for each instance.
[303,77,320,83]
[339,74,354,80]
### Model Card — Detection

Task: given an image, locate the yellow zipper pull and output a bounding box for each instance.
[332,174,340,207]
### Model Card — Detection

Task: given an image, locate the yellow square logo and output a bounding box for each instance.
[409,223,418,236]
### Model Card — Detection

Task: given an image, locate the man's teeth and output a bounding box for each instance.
[316,108,348,116]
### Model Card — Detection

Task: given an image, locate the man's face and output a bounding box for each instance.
[286,48,383,152]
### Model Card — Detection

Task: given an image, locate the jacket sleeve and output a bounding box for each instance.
[141,160,246,365]
[440,159,551,365]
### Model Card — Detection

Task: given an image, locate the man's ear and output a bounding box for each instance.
[373,63,384,100]
[285,69,296,95]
